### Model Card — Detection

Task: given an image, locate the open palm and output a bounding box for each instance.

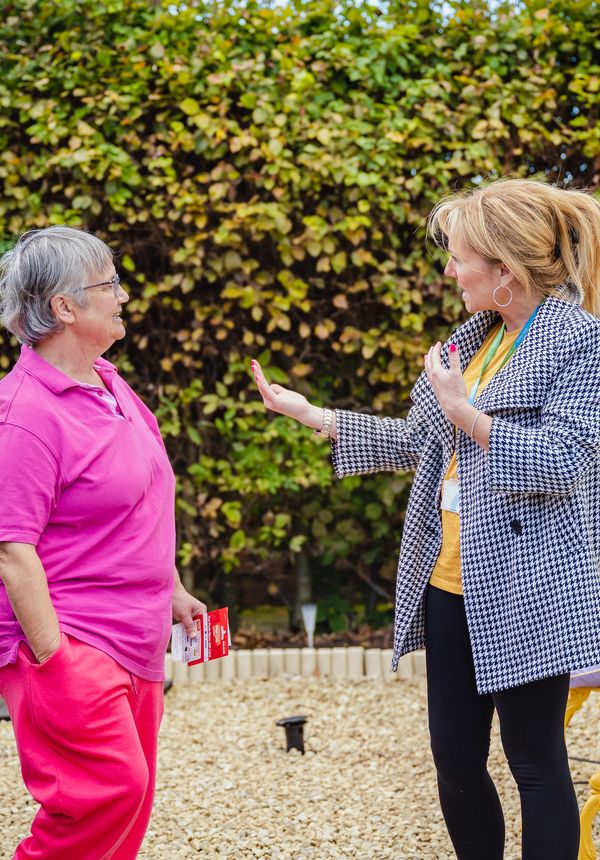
[250,360,311,423]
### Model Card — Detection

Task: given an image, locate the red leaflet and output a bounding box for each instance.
[171,607,230,664]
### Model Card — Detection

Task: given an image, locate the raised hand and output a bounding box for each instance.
[424,342,468,422]
[250,359,313,424]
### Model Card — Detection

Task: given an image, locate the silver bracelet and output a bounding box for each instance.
[313,407,333,439]
[469,410,484,441]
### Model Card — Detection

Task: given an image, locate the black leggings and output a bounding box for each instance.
[425,585,580,860]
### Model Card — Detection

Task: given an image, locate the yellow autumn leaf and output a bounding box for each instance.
[291,363,312,377]
[180,97,200,116]
[76,120,95,137]
[333,294,349,309]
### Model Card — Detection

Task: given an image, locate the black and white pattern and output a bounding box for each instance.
[331,298,600,694]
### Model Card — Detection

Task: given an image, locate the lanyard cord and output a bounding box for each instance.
[466,303,542,406]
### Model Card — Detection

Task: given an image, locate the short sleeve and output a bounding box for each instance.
[0,424,61,544]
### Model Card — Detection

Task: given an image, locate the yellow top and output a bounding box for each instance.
[429,323,521,595]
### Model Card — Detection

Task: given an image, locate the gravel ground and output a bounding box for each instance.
[0,677,598,859]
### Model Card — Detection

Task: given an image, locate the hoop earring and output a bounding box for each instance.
[493,284,513,308]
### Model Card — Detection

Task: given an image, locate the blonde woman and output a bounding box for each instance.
[252,178,600,860]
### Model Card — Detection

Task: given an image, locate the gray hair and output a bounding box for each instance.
[0,226,114,345]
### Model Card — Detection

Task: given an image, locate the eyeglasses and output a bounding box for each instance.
[82,274,122,299]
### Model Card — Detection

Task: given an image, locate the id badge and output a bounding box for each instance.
[441,478,460,514]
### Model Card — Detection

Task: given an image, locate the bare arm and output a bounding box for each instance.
[0,542,61,663]
[251,359,431,475]
[307,404,336,440]
[172,567,208,637]
[448,401,492,451]
[251,359,337,439]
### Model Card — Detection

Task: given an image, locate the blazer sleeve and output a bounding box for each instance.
[488,323,600,495]
[330,405,429,478]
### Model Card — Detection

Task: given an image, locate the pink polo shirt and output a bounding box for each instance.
[0,346,176,681]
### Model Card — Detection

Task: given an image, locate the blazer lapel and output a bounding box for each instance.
[410,298,578,446]
[475,298,571,412]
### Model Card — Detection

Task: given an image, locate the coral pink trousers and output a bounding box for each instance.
[0,633,163,859]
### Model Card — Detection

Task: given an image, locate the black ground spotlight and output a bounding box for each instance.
[276,715,308,754]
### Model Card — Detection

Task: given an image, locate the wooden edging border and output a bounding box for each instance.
[165,647,427,684]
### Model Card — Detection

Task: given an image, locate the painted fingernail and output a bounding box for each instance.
[449,343,457,353]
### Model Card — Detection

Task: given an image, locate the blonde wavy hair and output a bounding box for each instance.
[427,177,600,317]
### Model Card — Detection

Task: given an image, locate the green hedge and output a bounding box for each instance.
[1,0,598,613]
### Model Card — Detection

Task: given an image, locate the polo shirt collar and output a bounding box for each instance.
[18,344,118,395]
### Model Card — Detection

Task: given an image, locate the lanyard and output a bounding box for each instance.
[467,304,541,405]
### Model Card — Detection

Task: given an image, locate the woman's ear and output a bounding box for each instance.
[49,294,77,326]
[498,263,515,286]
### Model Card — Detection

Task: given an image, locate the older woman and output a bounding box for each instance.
[0,226,205,860]
[252,177,600,860]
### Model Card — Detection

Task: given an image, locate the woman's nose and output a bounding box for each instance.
[444,259,455,278]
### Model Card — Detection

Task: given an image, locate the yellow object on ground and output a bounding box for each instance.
[565,687,600,860]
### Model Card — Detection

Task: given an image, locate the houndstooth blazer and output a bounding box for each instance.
[331,297,600,694]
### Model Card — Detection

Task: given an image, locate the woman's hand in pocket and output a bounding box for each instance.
[36,631,63,665]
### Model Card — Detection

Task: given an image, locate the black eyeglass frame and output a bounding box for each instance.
[81,274,122,299]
